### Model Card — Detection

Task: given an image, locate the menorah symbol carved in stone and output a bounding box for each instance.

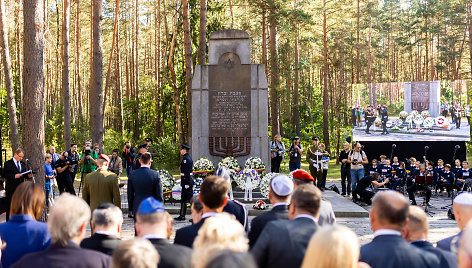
[209,137,251,158]
[411,102,429,112]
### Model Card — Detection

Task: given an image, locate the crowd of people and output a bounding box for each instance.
[351,105,390,134]
[441,101,471,129]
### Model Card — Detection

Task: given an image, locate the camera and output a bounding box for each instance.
[353,159,358,165]
[126,145,130,150]
[84,146,92,155]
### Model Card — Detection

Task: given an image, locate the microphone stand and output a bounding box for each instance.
[390,145,396,161]
[26,159,35,184]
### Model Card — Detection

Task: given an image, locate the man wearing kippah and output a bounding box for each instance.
[136,197,192,268]
[248,175,293,247]
[437,193,472,252]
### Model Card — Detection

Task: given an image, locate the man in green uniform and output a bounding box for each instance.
[306,136,329,189]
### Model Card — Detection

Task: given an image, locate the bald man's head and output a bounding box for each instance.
[371,191,409,231]
[459,222,472,268]
[402,206,428,242]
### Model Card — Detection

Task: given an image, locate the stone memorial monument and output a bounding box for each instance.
[404,81,440,117]
[191,29,269,167]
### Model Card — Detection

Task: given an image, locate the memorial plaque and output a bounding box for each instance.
[209,52,251,137]
[411,81,430,112]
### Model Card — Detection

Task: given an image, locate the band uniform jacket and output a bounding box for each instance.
[180,153,194,200]
[82,169,121,213]
[127,167,163,215]
[248,204,289,248]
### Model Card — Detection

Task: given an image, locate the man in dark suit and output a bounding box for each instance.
[216,167,248,228]
[248,174,293,247]
[291,169,336,225]
[176,144,194,221]
[136,197,192,268]
[80,203,123,255]
[360,191,440,268]
[13,194,110,268]
[82,154,121,213]
[3,148,32,221]
[127,152,163,218]
[402,205,457,268]
[437,193,472,252]
[251,184,321,268]
[458,223,472,268]
[174,176,229,248]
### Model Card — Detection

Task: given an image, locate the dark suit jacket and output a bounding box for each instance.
[248,204,289,248]
[12,241,110,268]
[82,169,121,213]
[3,159,27,195]
[360,235,440,268]
[127,167,163,215]
[223,200,248,230]
[251,217,318,268]
[148,238,192,268]
[174,217,207,248]
[412,240,457,268]
[80,233,121,256]
[437,232,461,252]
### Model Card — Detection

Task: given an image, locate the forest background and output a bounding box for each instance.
[0,0,471,172]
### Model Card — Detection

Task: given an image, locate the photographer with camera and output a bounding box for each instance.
[55,151,76,195]
[67,144,80,184]
[79,140,98,175]
[122,141,136,177]
[270,134,286,173]
[288,136,303,172]
[347,142,368,192]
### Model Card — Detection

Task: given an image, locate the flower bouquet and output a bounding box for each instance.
[399,111,408,119]
[374,118,382,127]
[421,110,431,118]
[159,169,175,201]
[253,200,267,210]
[234,169,260,201]
[217,157,241,172]
[410,110,419,117]
[193,158,215,194]
[244,157,266,173]
[259,172,279,198]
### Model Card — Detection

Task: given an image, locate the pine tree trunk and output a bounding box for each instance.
[0,0,19,151]
[322,0,330,149]
[198,0,207,65]
[23,0,45,187]
[90,0,104,148]
[468,0,472,81]
[293,23,300,135]
[155,0,162,137]
[75,0,83,124]
[183,0,192,143]
[62,0,71,149]
[134,0,139,141]
[268,0,280,138]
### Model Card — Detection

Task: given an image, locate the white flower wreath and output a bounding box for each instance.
[159,169,175,200]
[217,157,241,171]
[234,169,260,190]
[259,172,280,198]
[193,157,215,180]
[244,157,266,171]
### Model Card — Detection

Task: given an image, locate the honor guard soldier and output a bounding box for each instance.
[176,144,194,221]
[364,106,375,134]
[380,105,389,135]
[306,136,329,189]
[133,144,148,170]
[145,138,159,170]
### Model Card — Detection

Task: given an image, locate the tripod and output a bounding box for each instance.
[78,158,90,194]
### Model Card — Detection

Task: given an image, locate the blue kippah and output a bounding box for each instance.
[137,197,165,215]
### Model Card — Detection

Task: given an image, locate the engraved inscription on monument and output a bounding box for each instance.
[411,81,430,112]
[209,52,251,137]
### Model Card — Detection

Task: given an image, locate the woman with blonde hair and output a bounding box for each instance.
[301,225,369,268]
[192,213,248,268]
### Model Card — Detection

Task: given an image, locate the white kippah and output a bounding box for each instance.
[271,174,294,197]
[454,193,472,206]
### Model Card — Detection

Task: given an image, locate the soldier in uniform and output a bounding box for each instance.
[133,144,148,170]
[381,105,389,135]
[364,106,374,134]
[176,144,194,221]
[145,138,159,170]
[306,136,329,190]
